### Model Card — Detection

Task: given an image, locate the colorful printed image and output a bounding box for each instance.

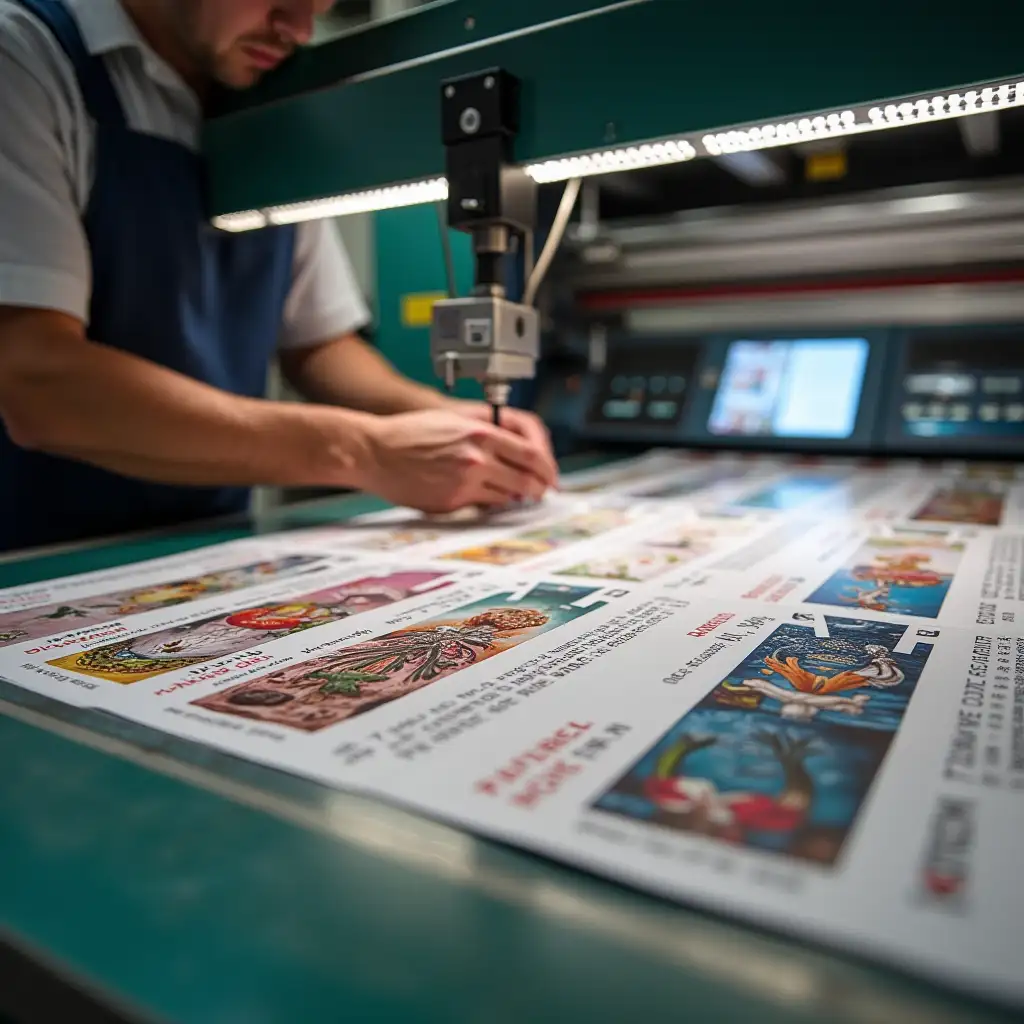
[594,617,933,865]
[558,548,687,583]
[192,582,606,732]
[734,476,843,512]
[0,555,321,648]
[557,516,754,583]
[958,463,1020,482]
[627,469,744,500]
[323,526,446,552]
[561,455,712,495]
[440,510,630,566]
[912,483,1006,527]
[563,465,665,494]
[47,572,452,684]
[804,535,965,617]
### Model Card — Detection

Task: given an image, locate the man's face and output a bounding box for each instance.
[173,0,334,89]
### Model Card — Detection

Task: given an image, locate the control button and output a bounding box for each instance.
[649,376,667,395]
[979,403,1000,422]
[906,373,974,396]
[903,403,923,421]
[927,402,947,420]
[629,376,646,393]
[647,400,678,421]
[982,376,1022,395]
[949,404,971,422]
[603,399,641,420]
[610,375,628,394]
[668,376,686,394]
[1005,403,1024,422]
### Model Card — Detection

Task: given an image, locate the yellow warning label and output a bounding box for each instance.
[805,151,847,182]
[401,292,447,327]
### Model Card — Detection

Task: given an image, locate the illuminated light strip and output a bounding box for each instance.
[701,81,1024,156]
[211,78,1024,229]
[266,177,449,225]
[212,210,267,232]
[524,139,697,183]
[212,177,448,231]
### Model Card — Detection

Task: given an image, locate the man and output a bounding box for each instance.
[0,0,558,553]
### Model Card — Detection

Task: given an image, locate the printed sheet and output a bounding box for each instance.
[1,449,1023,1005]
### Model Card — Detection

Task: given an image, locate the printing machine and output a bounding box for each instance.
[3,2,1024,1021]
[205,0,1024,466]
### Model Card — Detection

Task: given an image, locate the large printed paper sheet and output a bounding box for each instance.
[1,449,1022,1006]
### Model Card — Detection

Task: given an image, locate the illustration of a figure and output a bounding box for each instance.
[118,580,213,612]
[913,484,1005,526]
[301,607,549,689]
[722,642,904,721]
[49,572,449,682]
[840,553,946,612]
[443,540,552,566]
[641,731,817,839]
[0,555,320,649]
[193,605,556,730]
[442,510,629,565]
[558,549,683,583]
[596,616,931,867]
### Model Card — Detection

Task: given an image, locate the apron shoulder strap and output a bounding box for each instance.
[14,0,127,125]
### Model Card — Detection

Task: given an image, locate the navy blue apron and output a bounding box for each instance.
[0,0,296,552]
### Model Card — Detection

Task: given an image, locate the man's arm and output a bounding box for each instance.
[280,332,449,415]
[0,308,552,510]
[0,23,555,512]
[0,308,375,487]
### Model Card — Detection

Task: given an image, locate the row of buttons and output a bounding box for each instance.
[610,375,687,396]
[903,402,1024,423]
[601,399,680,421]
[904,373,1023,397]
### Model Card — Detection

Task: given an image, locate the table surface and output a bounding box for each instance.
[0,473,1018,1024]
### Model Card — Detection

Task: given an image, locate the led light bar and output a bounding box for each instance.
[211,209,267,233]
[212,177,448,231]
[525,139,697,183]
[212,77,1024,230]
[702,81,1024,156]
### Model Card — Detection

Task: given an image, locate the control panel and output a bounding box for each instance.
[887,326,1024,451]
[554,324,1024,456]
[584,339,700,437]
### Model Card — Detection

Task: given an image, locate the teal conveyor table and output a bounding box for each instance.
[0,471,1018,1024]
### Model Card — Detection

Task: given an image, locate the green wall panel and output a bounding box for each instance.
[207,0,1024,215]
[374,204,481,399]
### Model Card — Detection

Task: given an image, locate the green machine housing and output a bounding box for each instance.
[204,0,1024,395]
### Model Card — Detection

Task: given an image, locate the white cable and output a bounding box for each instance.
[524,176,582,307]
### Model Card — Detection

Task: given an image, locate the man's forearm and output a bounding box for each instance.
[0,311,375,488]
[280,334,454,415]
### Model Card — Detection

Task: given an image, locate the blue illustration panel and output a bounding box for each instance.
[593,616,936,865]
[804,536,964,618]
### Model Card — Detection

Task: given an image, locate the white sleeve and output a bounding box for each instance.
[279,218,372,349]
[0,6,91,319]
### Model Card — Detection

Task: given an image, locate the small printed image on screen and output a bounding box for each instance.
[708,338,870,439]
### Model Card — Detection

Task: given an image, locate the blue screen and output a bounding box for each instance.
[709,338,870,439]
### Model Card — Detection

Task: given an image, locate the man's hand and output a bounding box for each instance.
[356,409,557,514]
[450,400,560,490]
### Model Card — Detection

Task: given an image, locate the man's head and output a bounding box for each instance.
[152,0,336,90]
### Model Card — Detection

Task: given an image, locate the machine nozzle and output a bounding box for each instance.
[484,380,512,428]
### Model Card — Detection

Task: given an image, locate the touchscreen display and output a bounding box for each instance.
[708,338,869,439]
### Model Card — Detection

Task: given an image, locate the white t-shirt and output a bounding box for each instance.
[0,0,370,349]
